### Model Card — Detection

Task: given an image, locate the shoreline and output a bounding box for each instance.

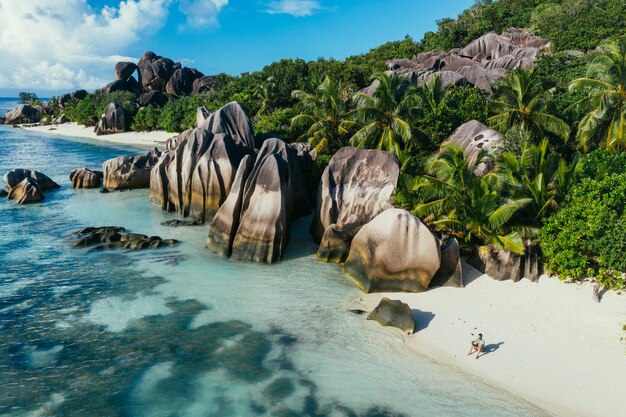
[17,122,177,149]
[357,261,626,417]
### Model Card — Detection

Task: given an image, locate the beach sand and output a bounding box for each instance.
[358,261,626,417]
[20,123,177,148]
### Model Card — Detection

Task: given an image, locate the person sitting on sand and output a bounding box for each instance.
[468,333,485,359]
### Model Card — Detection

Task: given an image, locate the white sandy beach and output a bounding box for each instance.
[358,262,626,417]
[20,123,177,148]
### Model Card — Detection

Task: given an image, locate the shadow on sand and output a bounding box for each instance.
[480,342,504,357]
[411,309,435,333]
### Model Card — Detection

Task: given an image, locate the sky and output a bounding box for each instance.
[0,0,475,97]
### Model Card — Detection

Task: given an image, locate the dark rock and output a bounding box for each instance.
[115,61,138,81]
[103,148,161,190]
[94,103,126,135]
[7,177,44,204]
[53,114,70,125]
[430,238,463,288]
[468,242,542,282]
[345,209,441,293]
[311,147,399,263]
[70,226,179,251]
[199,101,256,150]
[101,79,129,94]
[0,188,7,197]
[99,188,110,194]
[192,76,217,95]
[166,68,203,97]
[367,298,416,335]
[196,106,211,127]
[4,104,42,124]
[56,89,88,108]
[4,168,60,190]
[138,90,166,107]
[161,219,201,227]
[69,168,103,189]
[138,51,177,93]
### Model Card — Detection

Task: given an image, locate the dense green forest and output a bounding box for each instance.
[61,0,626,289]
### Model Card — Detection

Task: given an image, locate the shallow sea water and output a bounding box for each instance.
[0,104,549,416]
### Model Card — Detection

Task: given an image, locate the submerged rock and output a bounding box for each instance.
[70,168,103,189]
[70,226,179,251]
[161,219,201,227]
[367,298,415,335]
[311,147,399,263]
[345,209,441,293]
[103,148,161,190]
[7,177,44,204]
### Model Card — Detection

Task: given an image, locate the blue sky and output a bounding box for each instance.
[0,0,474,96]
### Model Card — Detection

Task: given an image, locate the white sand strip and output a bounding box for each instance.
[19,123,177,148]
[359,261,626,417]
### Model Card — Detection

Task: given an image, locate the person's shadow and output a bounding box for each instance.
[480,342,504,356]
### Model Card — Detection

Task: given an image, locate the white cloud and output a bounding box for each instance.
[263,0,322,16]
[0,0,172,94]
[178,0,229,29]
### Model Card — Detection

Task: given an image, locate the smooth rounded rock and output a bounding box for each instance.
[367,298,416,335]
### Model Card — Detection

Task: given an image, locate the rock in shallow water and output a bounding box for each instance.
[367,298,415,335]
[69,168,103,189]
[103,148,161,190]
[345,209,441,293]
[160,219,201,227]
[7,177,44,204]
[70,226,179,251]
[4,168,60,191]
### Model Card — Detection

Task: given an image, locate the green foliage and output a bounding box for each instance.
[577,149,626,180]
[569,39,626,152]
[530,0,626,52]
[159,94,223,133]
[64,91,138,127]
[131,105,162,131]
[18,92,38,104]
[540,171,626,289]
[64,96,99,126]
[253,107,295,139]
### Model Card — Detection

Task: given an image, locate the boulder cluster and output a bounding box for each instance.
[2,169,59,204]
[70,226,179,251]
[382,28,552,92]
[103,148,161,191]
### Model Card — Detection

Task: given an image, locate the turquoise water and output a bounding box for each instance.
[0,111,549,416]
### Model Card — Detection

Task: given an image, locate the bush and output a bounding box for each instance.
[253,108,295,139]
[159,95,224,133]
[540,172,626,289]
[65,91,138,127]
[131,105,162,131]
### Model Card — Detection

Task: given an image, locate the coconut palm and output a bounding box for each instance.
[489,69,570,141]
[413,145,530,253]
[252,76,275,117]
[348,72,416,155]
[568,39,626,152]
[290,76,351,154]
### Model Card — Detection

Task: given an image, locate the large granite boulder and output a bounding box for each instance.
[311,147,399,263]
[166,67,203,97]
[192,76,217,95]
[207,139,315,263]
[55,89,88,108]
[196,106,211,127]
[4,104,42,124]
[138,90,166,107]
[4,168,59,190]
[430,238,463,288]
[7,177,44,204]
[115,61,138,81]
[468,242,542,282]
[345,209,441,293]
[199,101,256,150]
[70,168,103,189]
[103,148,161,190]
[94,103,126,135]
[367,298,415,335]
[149,103,256,222]
[137,51,178,93]
[445,120,502,174]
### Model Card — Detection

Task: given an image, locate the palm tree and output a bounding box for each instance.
[348,72,416,155]
[290,76,350,154]
[569,39,626,152]
[500,138,581,233]
[489,69,570,141]
[413,145,530,253]
[252,76,275,118]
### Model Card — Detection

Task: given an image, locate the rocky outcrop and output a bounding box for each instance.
[138,51,180,93]
[138,91,166,107]
[192,76,217,95]
[166,67,203,97]
[207,139,315,263]
[94,103,126,135]
[445,120,502,175]
[103,148,161,190]
[196,107,211,127]
[150,102,257,222]
[375,28,550,94]
[345,209,441,293]
[430,238,463,288]
[7,177,44,204]
[367,298,415,335]
[70,226,179,251]
[311,147,399,263]
[53,114,70,125]
[4,169,60,191]
[115,62,138,81]
[0,188,7,197]
[56,89,88,108]
[468,243,542,282]
[4,104,42,124]
[70,168,103,189]
[161,219,201,227]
